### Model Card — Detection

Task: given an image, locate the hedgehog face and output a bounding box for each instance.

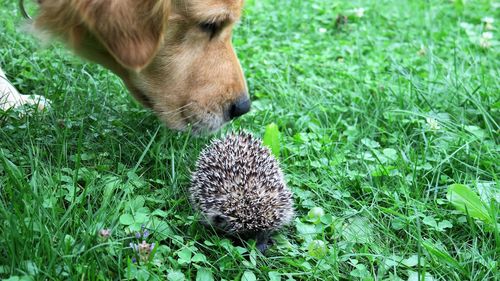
[205,213,231,231]
[203,210,245,235]
[205,212,274,252]
[202,189,293,235]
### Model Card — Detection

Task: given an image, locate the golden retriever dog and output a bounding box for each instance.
[2,0,250,134]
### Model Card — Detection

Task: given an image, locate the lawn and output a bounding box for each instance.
[1,0,499,280]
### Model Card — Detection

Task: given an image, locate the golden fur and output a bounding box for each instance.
[34,0,248,133]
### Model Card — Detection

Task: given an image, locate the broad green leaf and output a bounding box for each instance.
[407,271,435,281]
[342,216,373,244]
[129,196,146,211]
[349,264,370,278]
[134,212,149,224]
[437,220,453,231]
[119,214,134,225]
[465,125,485,139]
[130,223,143,232]
[135,269,150,281]
[295,220,317,242]
[192,253,208,263]
[361,138,380,148]
[308,240,328,259]
[371,165,396,177]
[402,255,421,267]
[151,209,169,218]
[422,216,438,228]
[23,261,39,275]
[268,272,281,281]
[3,277,33,281]
[446,184,493,224]
[241,271,257,281]
[382,148,398,161]
[476,182,500,204]
[167,271,185,281]
[306,207,325,224]
[102,176,121,203]
[150,218,173,240]
[383,255,403,267]
[196,268,214,281]
[263,123,281,157]
[177,248,192,264]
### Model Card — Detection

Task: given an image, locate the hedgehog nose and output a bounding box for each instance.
[228,96,251,120]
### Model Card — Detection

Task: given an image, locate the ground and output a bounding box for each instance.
[0,0,499,280]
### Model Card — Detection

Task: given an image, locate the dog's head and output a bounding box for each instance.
[35,0,249,134]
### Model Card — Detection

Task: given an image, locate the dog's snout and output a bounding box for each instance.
[228,96,251,120]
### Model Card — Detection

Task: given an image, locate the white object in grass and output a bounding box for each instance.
[479,32,493,48]
[0,66,50,112]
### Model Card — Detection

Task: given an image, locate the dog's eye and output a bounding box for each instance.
[199,22,221,38]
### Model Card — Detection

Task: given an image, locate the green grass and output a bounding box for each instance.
[1,0,499,280]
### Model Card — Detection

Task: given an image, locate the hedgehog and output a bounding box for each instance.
[190,132,294,252]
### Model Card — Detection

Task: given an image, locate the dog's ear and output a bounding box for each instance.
[76,0,170,71]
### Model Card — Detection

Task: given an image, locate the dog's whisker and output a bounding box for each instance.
[182,113,199,124]
[158,102,194,117]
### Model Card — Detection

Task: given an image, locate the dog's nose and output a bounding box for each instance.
[228,97,251,120]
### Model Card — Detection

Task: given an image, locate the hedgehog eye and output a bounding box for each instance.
[210,215,229,230]
[212,215,228,227]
